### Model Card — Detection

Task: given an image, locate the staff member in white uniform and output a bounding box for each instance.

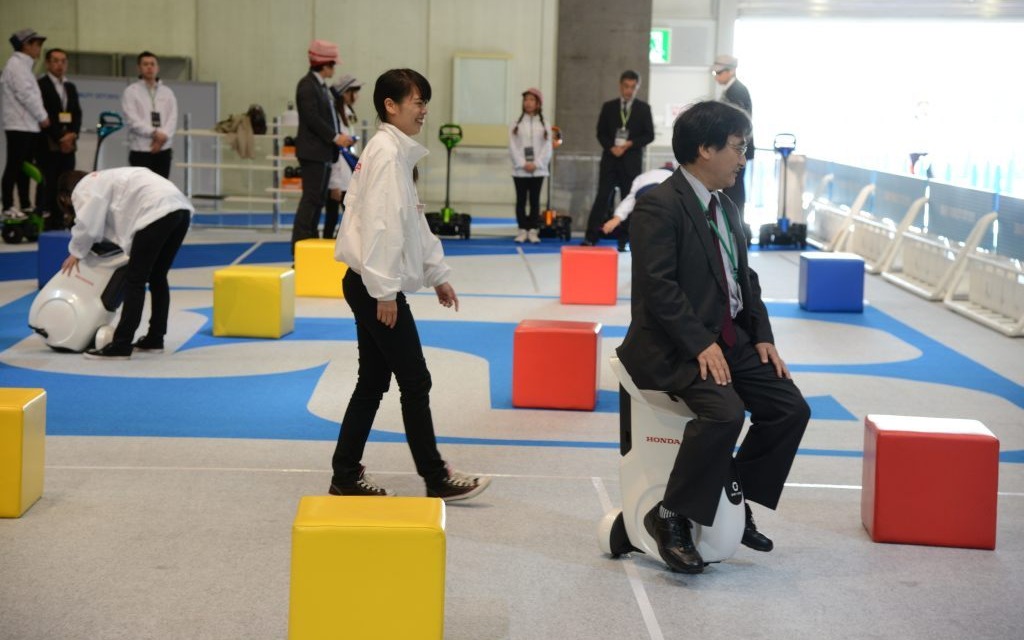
[1,28,49,219]
[121,51,178,179]
[600,163,674,236]
[58,168,193,359]
[507,87,552,243]
[331,68,491,502]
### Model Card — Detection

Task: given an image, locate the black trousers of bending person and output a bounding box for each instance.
[664,324,810,526]
[331,270,448,486]
[291,159,329,252]
[2,130,38,210]
[111,209,191,348]
[513,176,544,230]
[584,154,638,246]
[129,149,173,179]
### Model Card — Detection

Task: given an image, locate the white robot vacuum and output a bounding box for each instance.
[28,242,127,353]
[598,357,745,567]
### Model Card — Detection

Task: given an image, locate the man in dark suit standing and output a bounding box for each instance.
[292,39,352,254]
[617,100,809,575]
[582,70,655,250]
[37,47,81,229]
[712,54,755,229]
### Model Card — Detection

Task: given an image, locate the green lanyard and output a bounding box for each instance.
[147,85,158,111]
[700,196,738,277]
[620,102,631,127]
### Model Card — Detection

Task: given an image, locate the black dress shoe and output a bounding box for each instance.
[741,503,774,552]
[643,503,704,574]
[579,239,595,247]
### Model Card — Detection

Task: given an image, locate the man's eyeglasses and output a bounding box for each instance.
[712,69,731,76]
[728,142,749,155]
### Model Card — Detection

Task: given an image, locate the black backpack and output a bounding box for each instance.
[247,104,267,135]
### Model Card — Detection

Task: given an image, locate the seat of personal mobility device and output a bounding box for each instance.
[28,241,127,352]
[598,357,745,566]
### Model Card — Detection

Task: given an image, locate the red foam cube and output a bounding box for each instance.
[513,320,602,411]
[862,414,999,550]
[560,246,618,305]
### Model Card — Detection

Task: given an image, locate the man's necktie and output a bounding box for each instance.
[707,195,737,348]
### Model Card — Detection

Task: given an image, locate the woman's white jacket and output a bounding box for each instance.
[335,123,450,301]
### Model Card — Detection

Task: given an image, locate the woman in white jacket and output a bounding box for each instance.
[508,88,552,243]
[332,68,490,502]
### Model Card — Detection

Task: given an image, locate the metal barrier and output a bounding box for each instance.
[801,158,1023,336]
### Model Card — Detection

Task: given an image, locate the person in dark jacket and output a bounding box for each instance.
[713,54,755,227]
[37,47,81,228]
[291,39,352,254]
[582,70,655,250]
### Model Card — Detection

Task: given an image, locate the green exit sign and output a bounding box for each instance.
[650,28,671,64]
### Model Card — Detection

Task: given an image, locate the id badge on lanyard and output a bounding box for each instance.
[614,127,629,147]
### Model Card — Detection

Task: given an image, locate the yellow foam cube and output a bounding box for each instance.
[213,266,295,338]
[295,239,348,298]
[0,388,46,518]
[289,496,446,640]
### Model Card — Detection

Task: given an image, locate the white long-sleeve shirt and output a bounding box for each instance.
[1,51,47,131]
[335,123,450,301]
[121,79,178,152]
[612,167,674,221]
[67,167,194,259]
[508,114,552,177]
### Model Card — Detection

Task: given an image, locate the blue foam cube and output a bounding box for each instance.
[799,252,865,312]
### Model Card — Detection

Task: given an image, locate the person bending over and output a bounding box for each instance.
[58,167,193,359]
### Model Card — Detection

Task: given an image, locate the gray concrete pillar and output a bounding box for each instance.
[552,0,652,226]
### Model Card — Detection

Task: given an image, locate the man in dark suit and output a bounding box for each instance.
[713,54,755,229]
[292,39,352,254]
[617,100,809,574]
[37,47,81,229]
[582,70,655,250]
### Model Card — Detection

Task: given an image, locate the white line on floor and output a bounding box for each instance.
[591,476,665,640]
[231,241,263,265]
[515,246,540,293]
[44,466,1024,497]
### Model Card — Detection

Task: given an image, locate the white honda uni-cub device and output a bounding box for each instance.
[598,357,745,567]
[28,242,127,352]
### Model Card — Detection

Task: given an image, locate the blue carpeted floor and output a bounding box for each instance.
[2,238,1021,462]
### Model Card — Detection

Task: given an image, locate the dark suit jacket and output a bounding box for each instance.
[38,75,82,151]
[595,97,654,172]
[617,169,773,391]
[295,71,339,163]
[723,80,755,160]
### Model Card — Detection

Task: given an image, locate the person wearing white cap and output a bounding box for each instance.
[323,73,362,239]
[121,51,178,179]
[508,87,552,243]
[291,39,352,253]
[1,28,49,220]
[712,54,755,228]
